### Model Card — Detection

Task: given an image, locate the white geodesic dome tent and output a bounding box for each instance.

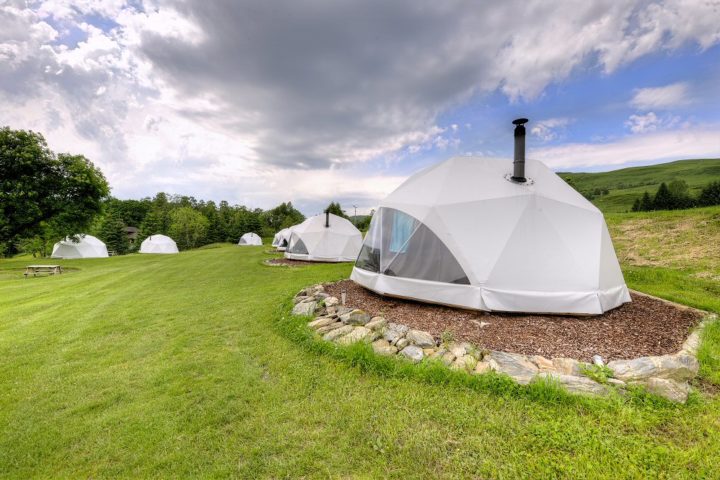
[351,156,630,315]
[273,227,293,251]
[238,232,262,246]
[285,213,363,262]
[139,234,179,254]
[51,234,109,259]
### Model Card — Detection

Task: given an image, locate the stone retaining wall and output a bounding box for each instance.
[292,284,716,403]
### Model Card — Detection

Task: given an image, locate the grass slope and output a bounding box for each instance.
[0,237,719,478]
[559,158,720,213]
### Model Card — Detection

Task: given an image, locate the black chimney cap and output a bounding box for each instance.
[512,118,529,125]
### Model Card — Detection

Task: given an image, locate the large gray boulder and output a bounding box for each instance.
[643,378,691,403]
[340,309,371,326]
[308,317,337,329]
[487,351,539,385]
[608,354,698,382]
[323,325,354,342]
[372,339,398,356]
[337,327,372,345]
[292,300,317,316]
[365,317,387,331]
[406,329,435,348]
[399,345,424,363]
[537,372,610,396]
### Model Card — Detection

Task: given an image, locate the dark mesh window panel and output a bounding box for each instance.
[355,208,469,284]
[355,212,381,272]
[288,236,308,254]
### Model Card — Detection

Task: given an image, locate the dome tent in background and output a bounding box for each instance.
[238,232,262,246]
[139,234,179,254]
[285,213,362,262]
[274,227,293,251]
[51,234,109,259]
[351,156,630,315]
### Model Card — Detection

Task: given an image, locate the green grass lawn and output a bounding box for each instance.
[1,238,720,478]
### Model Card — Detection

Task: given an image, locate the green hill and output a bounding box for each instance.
[558,158,720,213]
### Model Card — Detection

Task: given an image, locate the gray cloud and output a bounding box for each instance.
[2,0,719,212]
[137,0,720,169]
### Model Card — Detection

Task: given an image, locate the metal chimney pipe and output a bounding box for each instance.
[511,118,529,183]
[325,210,330,228]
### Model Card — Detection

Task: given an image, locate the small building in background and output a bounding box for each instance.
[125,226,139,245]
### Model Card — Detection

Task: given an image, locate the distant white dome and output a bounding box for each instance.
[139,234,179,254]
[351,156,630,315]
[238,232,262,246]
[51,234,109,259]
[285,213,362,262]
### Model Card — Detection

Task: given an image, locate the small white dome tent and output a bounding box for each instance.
[139,234,179,254]
[285,213,362,262]
[351,119,630,315]
[51,234,109,259]
[238,232,262,246]
[274,227,293,251]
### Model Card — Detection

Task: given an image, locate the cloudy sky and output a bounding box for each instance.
[2,0,719,215]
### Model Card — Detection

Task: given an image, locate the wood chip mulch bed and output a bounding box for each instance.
[266,258,311,266]
[324,280,705,361]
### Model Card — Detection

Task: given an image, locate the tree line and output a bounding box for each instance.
[1,126,368,257]
[631,180,720,212]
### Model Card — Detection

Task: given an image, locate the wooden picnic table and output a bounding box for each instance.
[24,265,63,278]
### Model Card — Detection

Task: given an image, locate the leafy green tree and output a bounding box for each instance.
[139,210,163,243]
[98,209,129,255]
[698,181,720,207]
[264,202,305,231]
[325,201,349,219]
[103,198,151,227]
[667,180,694,209]
[169,207,209,250]
[0,127,109,254]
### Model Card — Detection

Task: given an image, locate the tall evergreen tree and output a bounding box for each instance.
[653,183,673,210]
[99,209,128,254]
[639,191,654,211]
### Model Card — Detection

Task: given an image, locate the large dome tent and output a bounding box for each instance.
[51,234,109,259]
[238,232,262,246]
[351,119,630,315]
[139,234,179,254]
[285,212,362,262]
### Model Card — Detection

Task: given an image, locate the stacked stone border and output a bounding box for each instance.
[292,283,717,403]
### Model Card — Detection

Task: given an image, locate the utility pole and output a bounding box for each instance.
[352,205,358,225]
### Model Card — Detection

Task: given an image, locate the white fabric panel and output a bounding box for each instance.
[51,234,109,259]
[481,288,603,315]
[139,234,179,254]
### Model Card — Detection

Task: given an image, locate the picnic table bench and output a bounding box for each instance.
[24,265,63,277]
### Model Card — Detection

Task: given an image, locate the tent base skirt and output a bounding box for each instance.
[284,252,355,263]
[350,267,630,315]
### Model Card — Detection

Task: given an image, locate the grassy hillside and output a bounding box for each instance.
[1,232,720,477]
[606,206,720,313]
[559,158,720,213]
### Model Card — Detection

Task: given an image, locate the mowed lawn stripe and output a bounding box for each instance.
[1,245,720,478]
